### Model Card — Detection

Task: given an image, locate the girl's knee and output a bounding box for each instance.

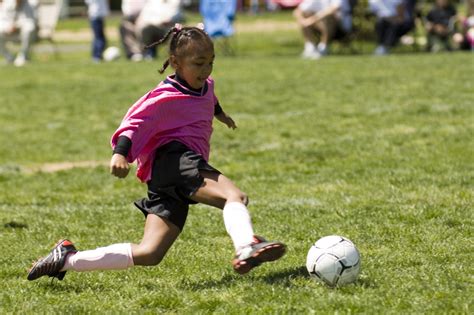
[134,245,166,266]
[142,253,164,266]
[228,191,248,205]
[241,193,249,206]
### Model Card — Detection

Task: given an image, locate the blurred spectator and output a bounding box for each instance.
[200,0,237,37]
[369,0,416,55]
[250,0,259,14]
[136,0,184,60]
[0,0,38,66]
[453,0,474,51]
[200,0,237,55]
[120,0,146,61]
[425,0,457,52]
[85,0,109,62]
[266,0,279,11]
[250,0,279,12]
[294,0,353,59]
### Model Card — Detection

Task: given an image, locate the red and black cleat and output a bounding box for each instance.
[27,239,77,281]
[232,236,286,275]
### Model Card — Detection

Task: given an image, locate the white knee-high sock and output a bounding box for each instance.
[223,202,255,252]
[62,243,134,272]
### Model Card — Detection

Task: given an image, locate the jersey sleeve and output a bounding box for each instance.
[111,91,165,162]
[214,102,223,115]
[208,76,222,115]
[113,135,132,157]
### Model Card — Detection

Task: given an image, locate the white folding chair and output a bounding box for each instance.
[36,0,62,56]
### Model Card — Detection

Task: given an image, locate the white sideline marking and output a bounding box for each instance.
[22,161,109,174]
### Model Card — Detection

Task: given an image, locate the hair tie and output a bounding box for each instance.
[174,23,183,32]
[196,23,205,30]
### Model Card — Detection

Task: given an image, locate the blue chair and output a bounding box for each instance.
[200,0,237,54]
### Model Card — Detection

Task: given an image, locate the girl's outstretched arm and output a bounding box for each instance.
[110,153,130,178]
[215,111,237,129]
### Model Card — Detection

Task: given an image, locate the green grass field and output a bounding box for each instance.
[1,14,473,314]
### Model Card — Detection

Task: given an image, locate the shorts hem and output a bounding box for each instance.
[134,199,187,231]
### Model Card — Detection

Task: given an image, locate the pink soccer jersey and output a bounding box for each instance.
[111,75,219,182]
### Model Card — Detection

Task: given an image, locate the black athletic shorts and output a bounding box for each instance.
[134,141,220,230]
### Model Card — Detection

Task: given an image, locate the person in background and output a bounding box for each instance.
[200,0,237,55]
[0,0,37,66]
[453,0,474,51]
[294,0,353,59]
[136,0,183,60]
[200,0,237,38]
[369,0,417,55]
[120,0,146,61]
[425,0,457,52]
[85,0,109,62]
[266,0,279,11]
[250,0,259,14]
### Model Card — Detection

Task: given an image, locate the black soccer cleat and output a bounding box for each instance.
[232,236,286,275]
[27,239,77,281]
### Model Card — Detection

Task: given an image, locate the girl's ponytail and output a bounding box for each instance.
[145,24,183,74]
[158,59,170,74]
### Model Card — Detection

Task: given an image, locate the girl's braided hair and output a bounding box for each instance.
[146,24,213,74]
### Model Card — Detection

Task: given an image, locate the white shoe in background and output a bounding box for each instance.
[131,53,143,62]
[317,43,328,56]
[301,49,321,60]
[374,45,388,56]
[14,54,27,67]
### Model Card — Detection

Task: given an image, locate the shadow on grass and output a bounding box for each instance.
[4,221,28,229]
[179,266,308,291]
[179,274,239,290]
[352,275,378,289]
[257,265,308,285]
[35,280,110,293]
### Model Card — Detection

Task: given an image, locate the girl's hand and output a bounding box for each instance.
[110,154,130,178]
[216,112,237,129]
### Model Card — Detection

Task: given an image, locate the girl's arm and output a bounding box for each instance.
[110,136,131,178]
[215,111,236,129]
[111,91,164,163]
[214,102,236,129]
[110,153,130,178]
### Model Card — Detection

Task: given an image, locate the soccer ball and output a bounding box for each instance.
[306,235,361,287]
[103,46,121,62]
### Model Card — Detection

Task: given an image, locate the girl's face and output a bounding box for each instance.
[171,42,215,89]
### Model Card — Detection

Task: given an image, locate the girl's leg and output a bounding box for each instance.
[189,170,247,209]
[190,170,285,274]
[132,214,181,266]
[190,170,254,251]
[62,215,180,271]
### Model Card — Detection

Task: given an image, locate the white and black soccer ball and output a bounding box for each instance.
[103,46,121,62]
[306,235,361,287]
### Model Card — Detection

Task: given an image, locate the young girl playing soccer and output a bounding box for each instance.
[27,24,286,281]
